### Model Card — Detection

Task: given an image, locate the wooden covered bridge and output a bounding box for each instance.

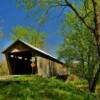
[2,40,67,78]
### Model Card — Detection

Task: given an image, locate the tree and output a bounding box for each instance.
[12,25,47,48]
[58,13,98,91]
[17,0,100,92]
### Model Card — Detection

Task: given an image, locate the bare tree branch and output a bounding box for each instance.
[64,0,95,33]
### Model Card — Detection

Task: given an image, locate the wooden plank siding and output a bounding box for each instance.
[2,40,67,78]
[37,56,67,77]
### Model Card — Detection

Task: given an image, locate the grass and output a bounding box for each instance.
[0,61,9,76]
[0,75,99,100]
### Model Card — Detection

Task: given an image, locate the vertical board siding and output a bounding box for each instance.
[37,56,50,77]
[37,56,67,77]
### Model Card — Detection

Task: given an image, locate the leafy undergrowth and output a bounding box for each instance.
[0,75,99,100]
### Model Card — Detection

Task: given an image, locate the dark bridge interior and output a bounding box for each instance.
[8,51,37,75]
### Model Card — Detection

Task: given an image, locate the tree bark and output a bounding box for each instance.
[89,62,100,92]
[87,0,100,92]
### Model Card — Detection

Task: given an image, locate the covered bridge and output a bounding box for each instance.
[2,40,67,78]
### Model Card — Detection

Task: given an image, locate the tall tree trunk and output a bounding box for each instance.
[89,0,100,92]
[89,62,100,92]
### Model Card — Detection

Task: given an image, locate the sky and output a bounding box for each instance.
[0,0,67,59]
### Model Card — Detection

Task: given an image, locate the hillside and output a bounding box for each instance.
[0,75,99,100]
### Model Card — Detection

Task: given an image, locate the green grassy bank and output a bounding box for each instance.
[0,75,99,100]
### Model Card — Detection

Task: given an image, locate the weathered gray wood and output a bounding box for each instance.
[3,40,67,77]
